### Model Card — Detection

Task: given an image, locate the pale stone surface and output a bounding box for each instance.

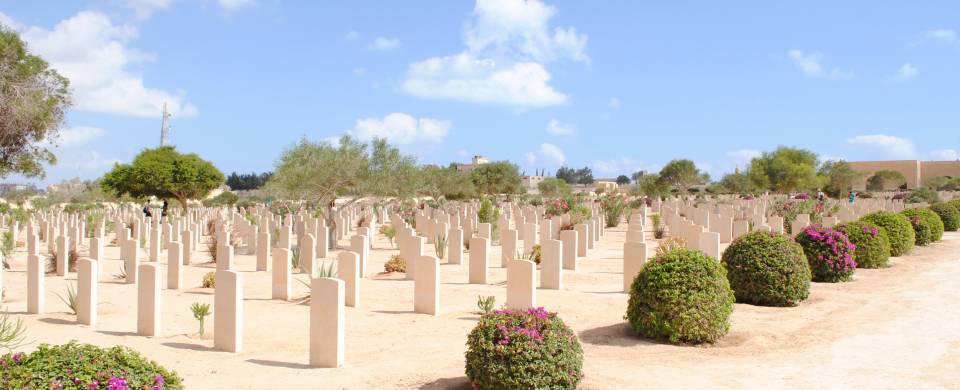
[215,270,244,353]
[337,251,360,307]
[272,248,292,301]
[257,231,271,271]
[77,258,98,325]
[560,229,578,270]
[501,228,518,268]
[124,239,139,284]
[522,222,538,255]
[507,259,536,310]
[302,233,316,274]
[90,237,103,262]
[217,244,234,271]
[27,253,43,314]
[469,236,489,284]
[540,239,562,290]
[415,255,440,316]
[168,242,183,290]
[350,235,369,277]
[623,242,647,292]
[310,277,344,368]
[575,224,588,256]
[699,231,721,260]
[56,235,69,277]
[448,228,463,265]
[137,263,161,336]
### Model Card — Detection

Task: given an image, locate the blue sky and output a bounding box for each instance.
[2,0,959,186]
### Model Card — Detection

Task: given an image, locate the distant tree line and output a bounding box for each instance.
[226,172,273,191]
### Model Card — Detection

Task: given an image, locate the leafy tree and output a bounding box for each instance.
[266,136,368,211]
[633,174,671,199]
[537,177,571,198]
[924,176,958,191]
[2,188,37,207]
[555,166,594,185]
[364,138,421,200]
[420,164,475,200]
[203,191,239,207]
[657,159,708,194]
[0,27,72,178]
[747,147,819,193]
[225,172,272,191]
[866,170,907,191]
[101,146,224,208]
[818,160,864,197]
[615,175,631,186]
[719,172,753,194]
[630,170,647,182]
[471,161,524,195]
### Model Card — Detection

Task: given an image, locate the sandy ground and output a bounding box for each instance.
[2,224,959,389]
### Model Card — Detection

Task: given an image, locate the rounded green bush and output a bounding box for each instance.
[860,211,915,256]
[0,342,183,389]
[835,221,890,269]
[721,231,810,307]
[465,307,583,389]
[626,248,734,344]
[947,199,960,214]
[794,225,857,282]
[929,203,959,232]
[901,208,944,245]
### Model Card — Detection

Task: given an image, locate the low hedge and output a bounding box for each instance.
[929,203,959,232]
[626,248,734,344]
[721,231,810,307]
[901,208,944,245]
[860,211,915,256]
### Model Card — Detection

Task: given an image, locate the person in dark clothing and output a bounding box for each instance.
[161,200,169,218]
[143,203,152,218]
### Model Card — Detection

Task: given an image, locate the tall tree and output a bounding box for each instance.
[615,175,631,186]
[101,146,224,208]
[657,159,708,194]
[364,138,420,200]
[866,170,906,190]
[633,174,671,199]
[719,171,754,193]
[537,177,572,198]
[818,160,864,197]
[0,26,71,178]
[265,136,367,210]
[471,161,524,195]
[747,147,819,193]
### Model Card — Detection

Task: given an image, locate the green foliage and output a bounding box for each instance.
[190,302,212,336]
[616,175,631,186]
[0,312,27,350]
[719,171,754,193]
[948,198,960,217]
[634,174,671,199]
[626,248,734,344]
[818,160,865,198]
[904,187,940,204]
[201,272,215,288]
[202,191,239,207]
[747,146,820,193]
[225,171,272,191]
[420,164,476,200]
[266,136,368,209]
[1,231,13,260]
[471,161,524,195]
[384,254,406,273]
[901,208,944,245]
[657,159,709,194]
[465,308,583,389]
[835,221,890,269]
[929,203,960,232]
[54,283,78,315]
[600,193,628,227]
[721,231,811,306]
[770,198,840,234]
[380,224,397,247]
[866,170,907,190]
[101,146,224,208]
[0,27,70,179]
[537,177,572,198]
[0,342,183,389]
[434,231,447,259]
[861,211,915,256]
[794,225,857,283]
[555,166,593,185]
[477,195,501,234]
[476,295,496,314]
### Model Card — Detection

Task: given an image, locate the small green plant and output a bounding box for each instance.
[201,272,215,288]
[190,302,212,336]
[0,342,184,388]
[1,231,14,262]
[434,232,447,259]
[291,246,302,271]
[54,283,78,315]
[476,295,496,314]
[296,261,338,302]
[384,255,406,273]
[380,224,397,248]
[655,236,686,257]
[523,244,542,264]
[0,312,27,350]
[651,214,666,239]
[113,263,127,280]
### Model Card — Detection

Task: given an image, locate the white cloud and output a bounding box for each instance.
[593,157,649,175]
[930,149,960,161]
[787,49,853,79]
[538,143,565,165]
[402,53,566,106]
[53,126,107,148]
[922,29,956,44]
[546,119,574,136]
[217,0,255,11]
[401,0,586,107]
[847,134,916,159]
[609,97,620,109]
[6,11,198,118]
[891,63,919,82]
[126,0,172,20]
[348,113,450,144]
[368,36,401,51]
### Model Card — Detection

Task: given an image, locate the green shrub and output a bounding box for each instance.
[465,307,583,389]
[947,198,960,214]
[901,208,944,245]
[721,231,810,307]
[904,187,940,204]
[202,272,215,288]
[626,248,734,344]
[794,225,857,282]
[861,211,915,256]
[835,221,890,269]
[0,342,183,389]
[929,203,959,232]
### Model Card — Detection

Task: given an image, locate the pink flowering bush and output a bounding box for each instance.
[0,342,182,389]
[795,225,857,282]
[835,221,890,269]
[465,307,583,389]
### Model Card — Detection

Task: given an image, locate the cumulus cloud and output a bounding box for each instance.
[930,149,960,161]
[5,11,198,118]
[921,29,956,44]
[891,63,919,82]
[53,126,107,148]
[546,119,574,136]
[593,157,650,175]
[401,0,586,107]
[347,113,450,144]
[788,49,853,79]
[126,0,172,20]
[217,0,256,11]
[525,143,565,166]
[847,134,916,159]
[368,36,401,51]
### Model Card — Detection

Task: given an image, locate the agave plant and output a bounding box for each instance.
[434,232,447,260]
[190,302,212,336]
[476,295,496,315]
[55,283,78,315]
[0,312,27,350]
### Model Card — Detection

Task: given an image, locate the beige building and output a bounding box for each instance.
[848,160,960,190]
[593,179,619,191]
[454,155,490,173]
[522,175,548,192]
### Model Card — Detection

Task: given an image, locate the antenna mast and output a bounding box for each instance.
[160,102,171,146]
